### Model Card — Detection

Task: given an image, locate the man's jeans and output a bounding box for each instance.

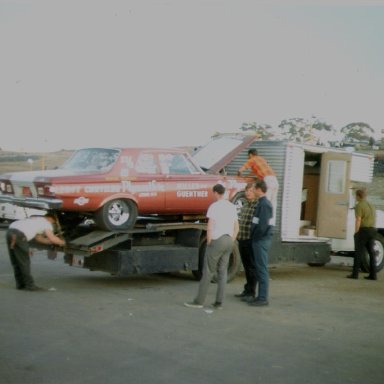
[252,236,273,301]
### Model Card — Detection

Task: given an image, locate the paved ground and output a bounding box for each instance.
[1,229,384,384]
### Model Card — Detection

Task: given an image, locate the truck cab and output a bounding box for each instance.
[330,188,384,268]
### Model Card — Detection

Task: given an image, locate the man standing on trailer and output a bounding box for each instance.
[237,148,278,224]
[347,189,377,280]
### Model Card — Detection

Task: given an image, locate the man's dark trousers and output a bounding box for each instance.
[353,227,377,278]
[6,229,35,289]
[238,239,257,295]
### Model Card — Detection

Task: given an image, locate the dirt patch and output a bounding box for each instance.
[0,150,72,173]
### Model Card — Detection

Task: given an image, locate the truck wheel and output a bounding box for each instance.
[308,262,326,267]
[94,199,138,231]
[361,234,384,273]
[192,238,241,282]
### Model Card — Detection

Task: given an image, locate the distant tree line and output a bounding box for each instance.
[0,155,40,162]
[240,118,379,147]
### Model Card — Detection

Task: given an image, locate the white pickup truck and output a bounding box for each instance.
[0,202,46,223]
[331,190,384,270]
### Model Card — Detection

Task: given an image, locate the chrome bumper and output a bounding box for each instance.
[0,195,63,210]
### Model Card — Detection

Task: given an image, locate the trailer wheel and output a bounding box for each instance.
[308,262,326,267]
[94,199,138,231]
[231,192,246,215]
[361,233,384,273]
[192,238,241,282]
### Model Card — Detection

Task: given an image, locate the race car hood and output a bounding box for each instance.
[192,134,256,173]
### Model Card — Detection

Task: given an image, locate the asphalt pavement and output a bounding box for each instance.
[1,228,383,384]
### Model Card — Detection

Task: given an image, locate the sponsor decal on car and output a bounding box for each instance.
[53,181,166,195]
[121,181,166,193]
[138,192,158,197]
[51,185,82,194]
[176,190,209,198]
[85,184,121,193]
[176,182,210,190]
[74,197,90,206]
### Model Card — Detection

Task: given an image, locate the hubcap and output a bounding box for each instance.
[108,201,129,225]
[373,240,384,266]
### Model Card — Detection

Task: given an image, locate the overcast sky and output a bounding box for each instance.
[1,0,384,151]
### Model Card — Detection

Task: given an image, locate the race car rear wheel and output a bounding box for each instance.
[94,199,138,231]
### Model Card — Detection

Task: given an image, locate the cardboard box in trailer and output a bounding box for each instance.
[192,134,384,273]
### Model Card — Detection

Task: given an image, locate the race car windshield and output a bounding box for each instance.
[60,148,120,171]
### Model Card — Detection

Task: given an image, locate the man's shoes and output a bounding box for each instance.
[184,301,203,309]
[25,286,46,291]
[241,295,255,303]
[16,285,26,290]
[364,276,377,281]
[346,274,358,279]
[211,302,223,310]
[248,299,269,307]
[234,291,249,298]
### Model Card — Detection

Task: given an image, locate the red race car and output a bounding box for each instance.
[0,147,248,230]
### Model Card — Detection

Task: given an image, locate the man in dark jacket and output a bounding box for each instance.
[249,179,274,306]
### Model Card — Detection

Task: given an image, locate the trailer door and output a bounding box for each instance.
[317,152,351,239]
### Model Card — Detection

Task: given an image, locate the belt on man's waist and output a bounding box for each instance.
[359,227,376,231]
[212,234,232,240]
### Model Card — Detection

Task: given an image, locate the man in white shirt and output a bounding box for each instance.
[184,184,239,309]
[6,214,66,291]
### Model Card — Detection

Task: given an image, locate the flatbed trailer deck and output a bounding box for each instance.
[31,221,242,280]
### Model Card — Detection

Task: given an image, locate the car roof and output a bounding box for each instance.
[75,147,190,154]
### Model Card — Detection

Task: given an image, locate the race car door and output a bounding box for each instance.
[158,152,214,213]
[132,151,166,212]
[317,151,351,239]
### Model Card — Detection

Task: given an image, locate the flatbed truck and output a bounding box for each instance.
[33,221,241,281]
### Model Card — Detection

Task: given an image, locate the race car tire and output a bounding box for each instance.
[94,199,138,231]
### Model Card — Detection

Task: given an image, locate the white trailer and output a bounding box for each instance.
[193,134,384,272]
